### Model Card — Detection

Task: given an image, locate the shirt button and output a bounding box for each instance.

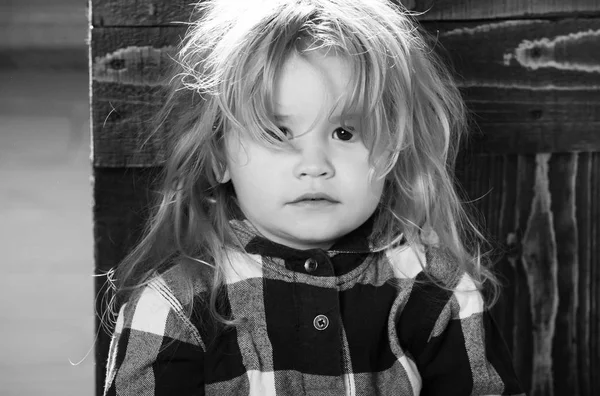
[313,314,329,331]
[304,258,318,273]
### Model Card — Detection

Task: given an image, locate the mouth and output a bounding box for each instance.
[289,193,339,204]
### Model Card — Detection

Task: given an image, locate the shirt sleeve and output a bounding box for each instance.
[103,277,205,396]
[415,273,526,396]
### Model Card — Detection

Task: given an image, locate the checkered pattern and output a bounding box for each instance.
[104,219,525,395]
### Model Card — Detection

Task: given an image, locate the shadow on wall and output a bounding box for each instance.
[0,0,88,70]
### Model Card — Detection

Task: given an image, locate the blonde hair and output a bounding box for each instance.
[108,0,500,329]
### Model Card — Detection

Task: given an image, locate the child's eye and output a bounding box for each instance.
[332,127,355,141]
[266,127,291,142]
[279,127,291,137]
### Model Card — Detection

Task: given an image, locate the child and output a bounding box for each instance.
[103,0,525,395]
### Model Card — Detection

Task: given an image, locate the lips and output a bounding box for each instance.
[289,192,339,204]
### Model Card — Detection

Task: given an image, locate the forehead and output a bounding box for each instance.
[272,50,360,120]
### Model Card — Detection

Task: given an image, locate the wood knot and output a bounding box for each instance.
[109,58,126,71]
[530,47,542,59]
[506,231,522,261]
[530,109,544,120]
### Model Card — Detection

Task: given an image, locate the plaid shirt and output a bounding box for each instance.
[104,218,525,395]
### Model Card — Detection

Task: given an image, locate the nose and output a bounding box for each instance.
[293,140,334,179]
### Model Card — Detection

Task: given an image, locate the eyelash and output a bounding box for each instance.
[273,127,356,142]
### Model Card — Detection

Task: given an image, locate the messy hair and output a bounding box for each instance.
[108,0,499,328]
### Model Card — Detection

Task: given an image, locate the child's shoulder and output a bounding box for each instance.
[385,242,461,280]
[384,240,470,291]
[423,245,465,288]
[109,258,210,354]
[390,244,486,342]
[153,256,215,306]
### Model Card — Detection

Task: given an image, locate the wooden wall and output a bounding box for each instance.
[91,1,600,395]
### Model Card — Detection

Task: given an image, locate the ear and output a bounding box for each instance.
[219,167,231,184]
[211,156,231,184]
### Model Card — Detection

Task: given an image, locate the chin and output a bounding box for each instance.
[288,229,346,248]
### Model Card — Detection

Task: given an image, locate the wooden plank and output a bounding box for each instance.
[90,0,600,26]
[434,19,600,89]
[518,154,559,396]
[91,0,192,27]
[93,167,160,396]
[91,26,184,166]
[511,154,537,393]
[576,152,592,396]
[91,19,600,166]
[547,153,579,395]
[93,168,160,273]
[590,153,600,394]
[417,0,600,20]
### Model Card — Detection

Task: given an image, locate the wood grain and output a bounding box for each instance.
[455,152,600,396]
[576,152,592,396]
[91,0,192,27]
[91,19,600,166]
[435,19,600,88]
[438,18,600,153]
[586,153,600,394]
[417,0,600,20]
[548,153,579,395]
[90,0,600,26]
[91,26,183,166]
[522,154,559,396]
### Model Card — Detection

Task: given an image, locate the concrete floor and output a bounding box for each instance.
[0,69,94,395]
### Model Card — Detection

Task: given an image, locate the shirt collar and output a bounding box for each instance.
[229,210,396,259]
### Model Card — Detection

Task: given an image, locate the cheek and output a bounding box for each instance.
[341,150,380,185]
[225,138,265,184]
[339,161,384,205]
[228,153,280,201]
[363,157,386,203]
[230,165,262,195]
[368,176,386,207]
[225,142,249,171]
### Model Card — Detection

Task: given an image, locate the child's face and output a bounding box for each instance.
[221,50,385,250]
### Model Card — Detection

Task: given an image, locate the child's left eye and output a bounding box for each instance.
[332,127,355,141]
